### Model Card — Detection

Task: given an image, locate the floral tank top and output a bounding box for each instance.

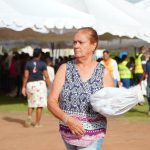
[59,60,107,147]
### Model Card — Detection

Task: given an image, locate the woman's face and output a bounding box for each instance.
[73,31,96,58]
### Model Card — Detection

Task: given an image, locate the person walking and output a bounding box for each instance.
[48,27,113,150]
[22,48,51,128]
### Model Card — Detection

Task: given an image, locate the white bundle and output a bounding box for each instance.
[90,85,144,117]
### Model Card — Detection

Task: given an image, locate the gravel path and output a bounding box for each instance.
[0,112,150,150]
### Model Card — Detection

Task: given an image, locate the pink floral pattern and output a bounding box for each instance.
[27,81,47,108]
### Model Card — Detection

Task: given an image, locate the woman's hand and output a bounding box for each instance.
[22,87,27,96]
[66,117,85,136]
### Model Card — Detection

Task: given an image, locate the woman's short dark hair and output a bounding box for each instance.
[33,48,42,58]
[103,50,110,54]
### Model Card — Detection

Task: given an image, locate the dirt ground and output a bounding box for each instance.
[0,112,150,150]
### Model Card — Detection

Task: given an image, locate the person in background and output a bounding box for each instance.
[101,50,121,87]
[128,56,135,86]
[114,56,121,64]
[118,55,133,88]
[22,48,51,128]
[48,27,113,150]
[46,57,55,96]
[134,46,148,85]
[140,50,150,116]
[9,55,17,93]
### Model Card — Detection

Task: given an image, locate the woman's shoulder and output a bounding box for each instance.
[57,61,75,74]
[57,63,67,73]
[54,63,67,82]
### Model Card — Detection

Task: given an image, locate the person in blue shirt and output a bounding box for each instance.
[22,48,51,127]
[145,57,150,115]
[140,49,150,116]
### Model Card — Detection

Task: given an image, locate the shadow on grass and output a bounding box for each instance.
[3,116,25,126]
[129,108,146,114]
[0,93,27,105]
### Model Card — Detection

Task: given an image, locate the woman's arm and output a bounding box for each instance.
[22,70,29,96]
[47,64,66,121]
[43,70,51,89]
[103,68,114,87]
[47,64,85,136]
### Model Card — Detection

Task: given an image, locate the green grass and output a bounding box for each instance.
[0,93,50,113]
[121,100,150,121]
[0,93,27,112]
[0,93,150,121]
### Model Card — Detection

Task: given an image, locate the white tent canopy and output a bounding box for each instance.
[135,0,150,12]
[55,0,150,42]
[107,0,150,42]
[108,0,150,27]
[0,0,150,50]
[0,0,95,33]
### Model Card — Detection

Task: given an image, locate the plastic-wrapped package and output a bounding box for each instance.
[90,85,144,117]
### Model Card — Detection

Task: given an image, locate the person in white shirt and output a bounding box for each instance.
[46,58,55,95]
[101,50,121,87]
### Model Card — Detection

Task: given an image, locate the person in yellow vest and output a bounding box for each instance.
[118,55,133,88]
[134,46,148,85]
[101,50,121,87]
